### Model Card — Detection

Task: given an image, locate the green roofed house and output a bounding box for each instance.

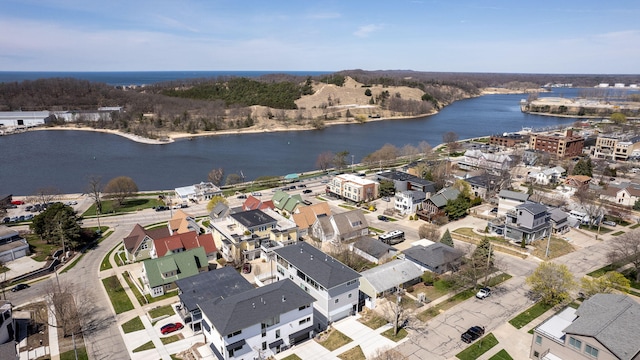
[141,247,209,297]
[271,191,303,216]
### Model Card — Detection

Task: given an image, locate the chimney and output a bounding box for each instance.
[566,129,573,137]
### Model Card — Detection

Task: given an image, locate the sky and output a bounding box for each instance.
[1,0,639,74]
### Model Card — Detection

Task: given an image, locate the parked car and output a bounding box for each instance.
[11,200,24,205]
[381,197,390,202]
[461,326,485,343]
[65,201,78,206]
[602,220,617,227]
[476,287,491,299]
[11,284,30,292]
[155,206,169,212]
[251,192,262,196]
[24,214,34,221]
[302,189,312,194]
[289,186,297,190]
[2,217,9,223]
[377,215,389,221]
[160,322,183,335]
[490,207,498,213]
[297,184,306,188]
[237,194,247,199]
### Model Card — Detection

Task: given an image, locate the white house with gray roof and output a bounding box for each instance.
[531,294,640,360]
[198,278,315,360]
[359,259,423,309]
[273,242,361,330]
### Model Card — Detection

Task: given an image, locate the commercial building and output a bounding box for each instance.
[529,130,584,158]
[326,174,379,202]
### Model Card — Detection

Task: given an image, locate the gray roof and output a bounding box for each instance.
[464,175,501,188]
[199,279,315,336]
[230,209,276,228]
[360,259,423,293]
[403,243,463,268]
[429,187,460,208]
[498,189,529,202]
[517,202,548,215]
[332,210,368,235]
[274,242,360,289]
[547,207,568,222]
[353,237,395,259]
[563,294,640,360]
[176,267,253,312]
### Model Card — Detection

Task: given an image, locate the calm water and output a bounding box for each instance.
[0,89,578,195]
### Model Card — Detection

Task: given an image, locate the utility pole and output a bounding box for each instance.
[483,242,492,287]
[545,225,552,258]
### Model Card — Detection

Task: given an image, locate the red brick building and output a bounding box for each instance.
[529,130,584,158]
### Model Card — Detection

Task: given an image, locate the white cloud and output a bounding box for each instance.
[354,24,382,38]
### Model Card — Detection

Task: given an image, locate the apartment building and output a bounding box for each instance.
[529,130,584,158]
[326,174,379,202]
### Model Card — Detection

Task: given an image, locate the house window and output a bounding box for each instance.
[299,317,311,325]
[227,330,242,338]
[569,337,582,350]
[298,304,310,311]
[276,330,280,338]
[262,341,267,351]
[533,351,539,358]
[585,344,599,358]
[335,299,339,304]
[348,293,352,298]
[535,335,542,345]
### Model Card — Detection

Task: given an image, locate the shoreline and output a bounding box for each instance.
[23,87,542,145]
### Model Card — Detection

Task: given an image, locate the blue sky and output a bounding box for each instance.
[1,0,639,74]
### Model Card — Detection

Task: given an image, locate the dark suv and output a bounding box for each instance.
[461,326,485,343]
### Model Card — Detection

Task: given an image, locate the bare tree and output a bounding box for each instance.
[401,144,419,163]
[316,151,334,172]
[103,176,138,206]
[418,223,441,241]
[369,348,406,360]
[86,176,103,214]
[44,280,97,338]
[418,141,433,159]
[608,231,640,281]
[208,167,224,186]
[381,290,409,337]
[28,186,61,205]
[442,131,460,153]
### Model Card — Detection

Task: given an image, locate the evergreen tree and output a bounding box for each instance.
[445,193,470,220]
[472,237,494,269]
[440,229,454,247]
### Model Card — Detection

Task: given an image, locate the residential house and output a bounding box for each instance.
[175,182,222,203]
[0,226,29,263]
[402,243,463,274]
[271,191,303,216]
[168,209,201,235]
[394,190,426,216]
[150,230,217,259]
[176,267,255,332]
[273,242,361,329]
[209,202,231,220]
[564,175,592,191]
[548,207,570,235]
[530,294,640,360]
[497,190,529,216]
[310,209,368,244]
[123,224,172,263]
[359,259,423,309]
[503,202,552,244]
[141,247,208,297]
[523,149,545,166]
[464,174,503,200]
[241,195,274,211]
[209,209,298,263]
[457,149,512,174]
[529,129,585,158]
[600,182,640,207]
[326,174,379,203]
[419,187,461,220]
[527,166,566,186]
[200,279,316,359]
[375,170,436,195]
[0,301,16,360]
[349,237,397,264]
[291,202,331,238]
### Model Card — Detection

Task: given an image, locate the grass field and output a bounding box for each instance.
[101,275,134,314]
[508,302,554,329]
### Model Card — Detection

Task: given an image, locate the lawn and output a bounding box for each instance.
[508,302,554,329]
[630,223,640,229]
[83,197,164,216]
[611,231,626,236]
[26,233,59,262]
[455,333,499,360]
[149,304,175,319]
[486,273,513,287]
[358,313,388,330]
[101,275,135,314]
[145,289,178,304]
[121,316,145,333]
[381,327,408,342]
[281,355,302,360]
[60,347,88,360]
[488,349,514,360]
[530,237,575,260]
[100,244,119,271]
[587,263,617,277]
[60,253,85,273]
[417,288,476,322]
[132,340,155,353]
[122,271,146,306]
[316,329,353,351]
[161,334,182,345]
[338,345,365,360]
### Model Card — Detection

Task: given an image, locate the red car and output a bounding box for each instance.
[11,200,24,205]
[160,322,183,335]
